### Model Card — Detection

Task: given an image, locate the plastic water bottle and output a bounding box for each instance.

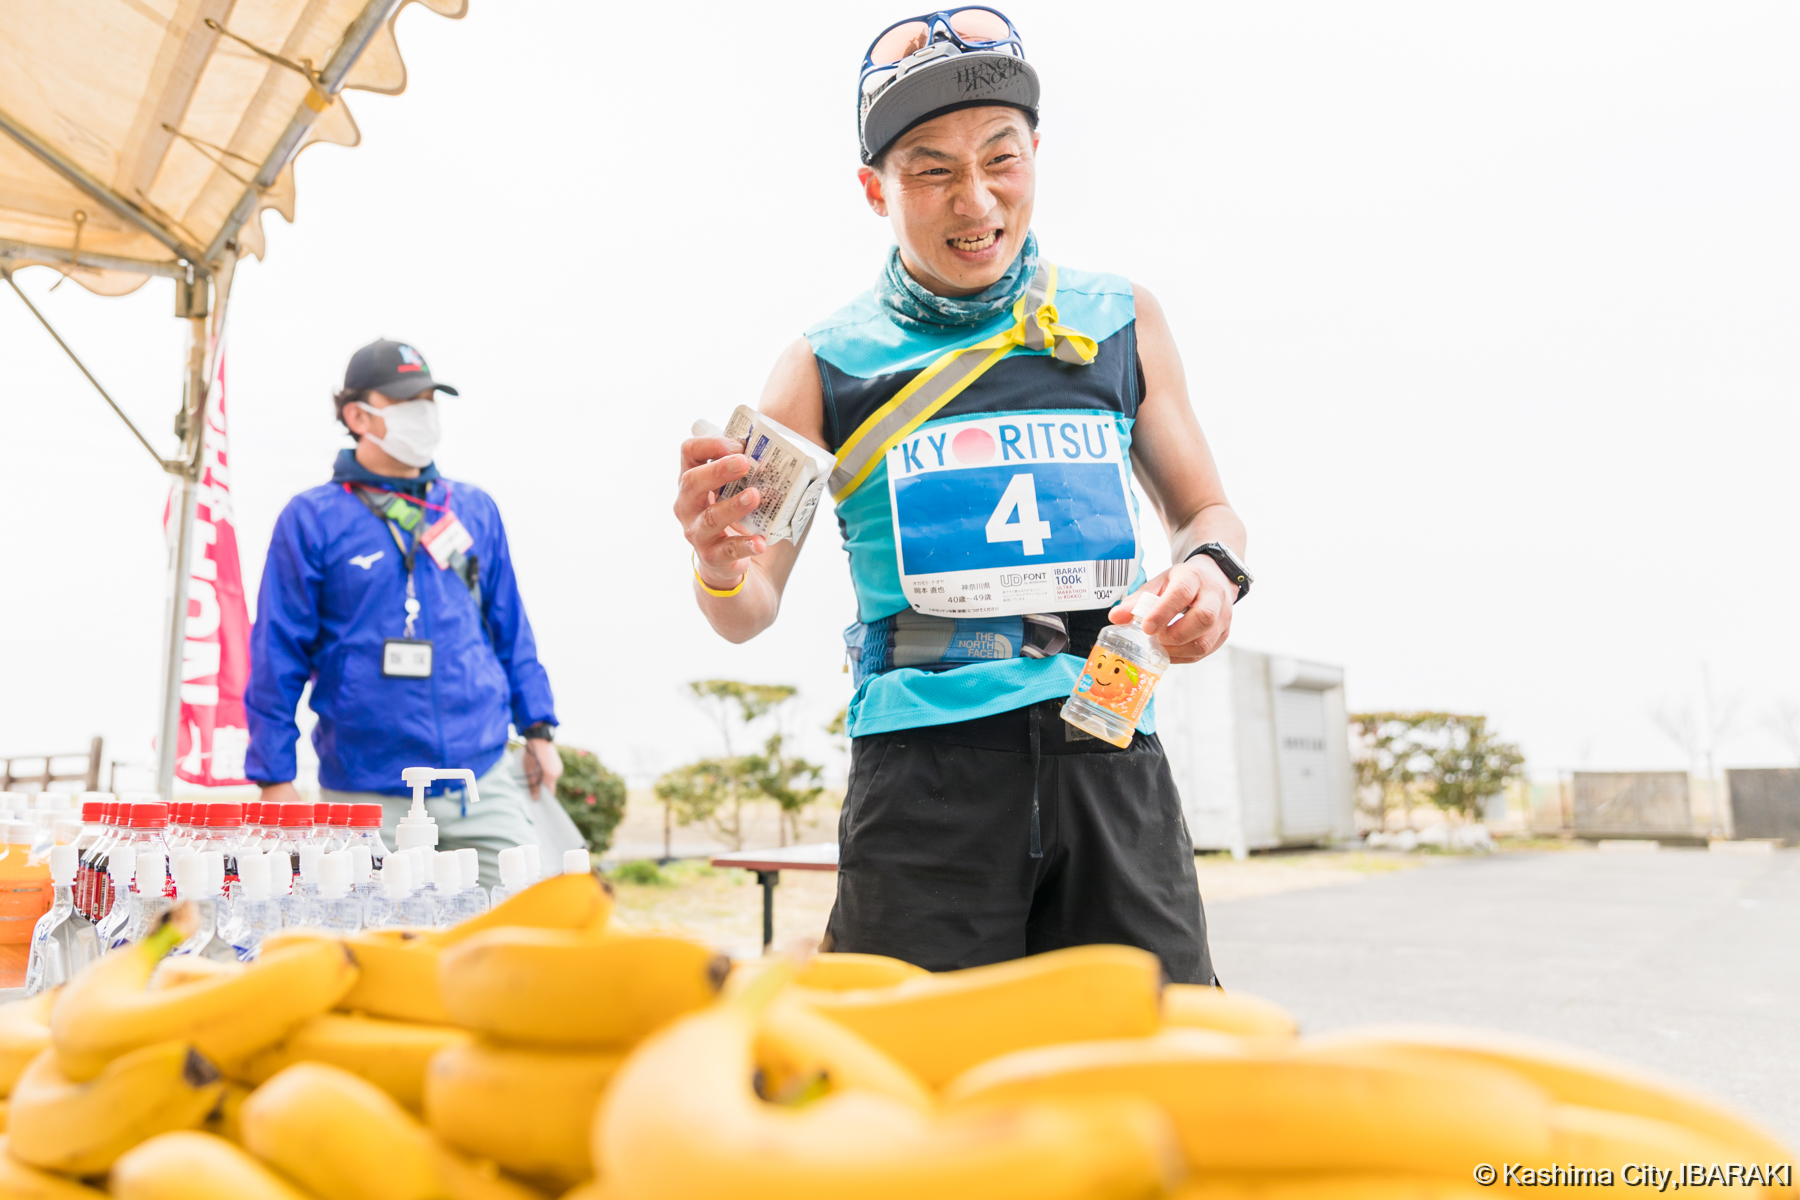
[25,844,98,993]
[364,855,429,929]
[95,850,135,953]
[427,852,474,927]
[121,851,171,947]
[222,852,285,960]
[520,844,541,885]
[348,845,376,897]
[285,845,324,926]
[490,846,530,906]
[311,852,363,933]
[0,821,51,945]
[345,803,389,873]
[456,848,488,914]
[71,796,109,918]
[1062,615,1170,749]
[171,851,237,962]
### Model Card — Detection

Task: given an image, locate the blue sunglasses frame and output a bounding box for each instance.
[858,7,1026,96]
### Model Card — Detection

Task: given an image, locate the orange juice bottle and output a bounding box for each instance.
[0,820,52,944]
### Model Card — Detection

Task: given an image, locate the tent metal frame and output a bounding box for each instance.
[0,0,404,800]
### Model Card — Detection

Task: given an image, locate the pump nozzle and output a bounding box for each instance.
[396,768,481,852]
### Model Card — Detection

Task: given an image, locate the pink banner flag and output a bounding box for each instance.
[164,350,252,786]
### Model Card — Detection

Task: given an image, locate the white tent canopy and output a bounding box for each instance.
[0,0,464,796]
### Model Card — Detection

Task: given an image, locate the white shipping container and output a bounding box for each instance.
[1156,647,1354,857]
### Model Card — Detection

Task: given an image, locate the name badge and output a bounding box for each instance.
[885,413,1141,618]
[382,638,433,678]
[421,512,474,570]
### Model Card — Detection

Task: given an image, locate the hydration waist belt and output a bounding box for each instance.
[844,609,1115,688]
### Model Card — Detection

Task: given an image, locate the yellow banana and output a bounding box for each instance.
[0,1100,8,1133]
[944,1027,1554,1175]
[109,1131,312,1200]
[0,994,56,1098]
[7,1042,223,1176]
[424,873,611,950]
[431,1147,554,1200]
[594,966,1183,1200]
[557,1186,607,1200]
[202,1081,251,1144]
[335,929,454,1025]
[235,1012,470,1112]
[1160,984,1296,1039]
[793,953,927,991]
[1171,1177,1489,1199]
[240,1061,446,1200]
[1550,1105,1769,1189]
[0,1137,106,1198]
[147,957,242,990]
[424,1039,624,1189]
[440,929,727,1048]
[755,994,935,1111]
[796,944,1164,1088]
[50,921,357,1081]
[1295,1025,1795,1165]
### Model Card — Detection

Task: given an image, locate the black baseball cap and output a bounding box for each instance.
[343,339,458,399]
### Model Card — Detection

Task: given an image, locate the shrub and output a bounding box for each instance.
[555,745,627,852]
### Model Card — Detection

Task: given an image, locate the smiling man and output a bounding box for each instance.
[675,10,1249,981]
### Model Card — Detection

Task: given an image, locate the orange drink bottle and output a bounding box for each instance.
[0,820,52,944]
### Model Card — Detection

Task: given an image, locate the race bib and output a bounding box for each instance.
[886,413,1139,618]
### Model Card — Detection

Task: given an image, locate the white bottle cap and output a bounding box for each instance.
[34,793,71,811]
[4,821,33,845]
[563,848,591,875]
[381,854,411,899]
[203,850,225,897]
[457,847,479,889]
[173,853,205,900]
[136,850,166,894]
[48,844,77,886]
[319,852,351,900]
[497,846,528,891]
[108,849,135,886]
[349,845,372,883]
[0,792,26,813]
[520,844,541,881]
[433,851,462,893]
[271,855,293,898]
[239,851,270,901]
[297,844,323,885]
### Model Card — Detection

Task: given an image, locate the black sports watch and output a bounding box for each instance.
[521,722,556,742]
[1183,542,1252,602]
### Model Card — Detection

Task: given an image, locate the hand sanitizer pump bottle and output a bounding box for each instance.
[457,848,488,914]
[26,844,98,993]
[224,852,285,960]
[490,846,530,906]
[313,852,363,933]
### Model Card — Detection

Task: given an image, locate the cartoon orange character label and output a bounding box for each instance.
[1073,646,1160,724]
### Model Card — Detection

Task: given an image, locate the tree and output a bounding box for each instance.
[1350,711,1525,827]
[748,732,825,846]
[554,745,627,852]
[653,758,746,847]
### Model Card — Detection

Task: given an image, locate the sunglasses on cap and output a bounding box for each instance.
[860,7,1024,94]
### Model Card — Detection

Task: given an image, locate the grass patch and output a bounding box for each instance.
[610,859,672,887]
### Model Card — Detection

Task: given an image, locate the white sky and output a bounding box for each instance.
[2,1,1797,788]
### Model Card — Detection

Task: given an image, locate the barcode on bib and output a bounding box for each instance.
[1093,558,1133,588]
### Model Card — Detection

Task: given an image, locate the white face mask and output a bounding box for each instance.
[356,400,440,468]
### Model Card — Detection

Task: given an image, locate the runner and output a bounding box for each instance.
[675,9,1250,981]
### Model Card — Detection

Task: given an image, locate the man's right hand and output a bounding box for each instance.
[676,436,767,590]
[259,781,303,808]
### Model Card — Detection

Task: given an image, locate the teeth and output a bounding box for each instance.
[951,231,998,251]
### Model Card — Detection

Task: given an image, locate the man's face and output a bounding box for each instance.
[858,106,1038,297]
[344,388,434,441]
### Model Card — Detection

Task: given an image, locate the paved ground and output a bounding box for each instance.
[1207,846,1800,1150]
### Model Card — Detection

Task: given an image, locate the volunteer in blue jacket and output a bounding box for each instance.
[676,10,1250,982]
[247,339,561,886]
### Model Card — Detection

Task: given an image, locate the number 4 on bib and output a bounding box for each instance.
[985,473,1053,556]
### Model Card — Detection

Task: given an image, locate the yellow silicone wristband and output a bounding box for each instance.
[693,554,747,598]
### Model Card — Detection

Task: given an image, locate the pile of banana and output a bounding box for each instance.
[0,870,1789,1200]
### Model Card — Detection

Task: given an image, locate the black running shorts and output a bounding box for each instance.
[823,697,1216,984]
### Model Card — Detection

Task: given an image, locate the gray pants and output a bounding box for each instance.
[322,751,543,890]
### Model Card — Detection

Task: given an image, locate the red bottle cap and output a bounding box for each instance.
[246,801,262,824]
[81,801,103,822]
[131,802,168,830]
[105,800,121,825]
[280,804,313,828]
[175,800,192,826]
[350,803,383,829]
[328,803,352,827]
[313,802,330,824]
[209,803,244,828]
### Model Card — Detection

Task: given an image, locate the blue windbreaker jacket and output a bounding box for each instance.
[245,451,557,795]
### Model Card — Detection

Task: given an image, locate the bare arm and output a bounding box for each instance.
[675,337,826,643]
[1118,284,1249,664]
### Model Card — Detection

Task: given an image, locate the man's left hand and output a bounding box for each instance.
[1111,555,1236,665]
[523,737,563,800]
